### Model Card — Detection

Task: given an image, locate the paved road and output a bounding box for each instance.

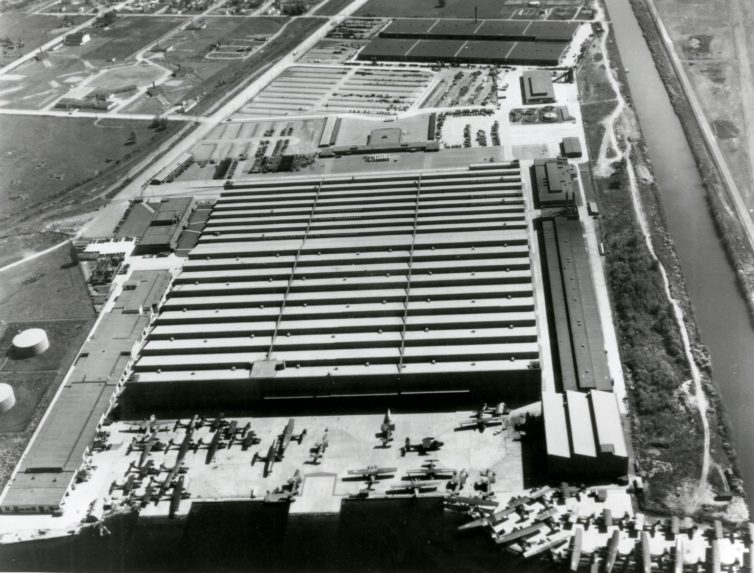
[79,0,370,239]
[0,107,206,122]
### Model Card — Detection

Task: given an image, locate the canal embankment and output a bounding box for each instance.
[628,0,754,321]
[625,0,754,499]
[578,0,748,518]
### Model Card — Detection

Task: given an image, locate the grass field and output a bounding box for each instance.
[88,62,165,91]
[0,14,87,56]
[315,0,355,16]
[77,16,184,63]
[652,0,754,207]
[0,246,95,489]
[0,115,178,267]
[127,17,326,116]
[1,16,183,110]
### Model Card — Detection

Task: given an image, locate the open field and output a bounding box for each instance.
[1,16,294,114]
[0,14,87,58]
[237,64,433,116]
[0,115,179,267]
[315,0,354,16]
[0,245,95,489]
[0,15,183,110]
[77,16,184,63]
[652,0,754,208]
[37,0,99,14]
[123,17,322,116]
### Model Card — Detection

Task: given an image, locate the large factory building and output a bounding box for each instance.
[357,18,581,66]
[124,163,544,411]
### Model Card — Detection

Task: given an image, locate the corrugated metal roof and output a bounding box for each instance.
[21,383,111,472]
[1,270,170,511]
[565,390,596,458]
[541,221,578,391]
[542,391,570,458]
[555,219,611,392]
[0,472,76,508]
[589,390,628,458]
[115,270,170,313]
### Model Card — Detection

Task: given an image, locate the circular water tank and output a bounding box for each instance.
[11,328,49,358]
[0,384,15,414]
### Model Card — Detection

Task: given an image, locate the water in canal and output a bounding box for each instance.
[603,0,754,500]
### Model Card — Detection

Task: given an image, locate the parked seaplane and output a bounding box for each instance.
[346,465,397,489]
[125,459,158,478]
[446,468,469,492]
[386,479,440,496]
[400,437,444,456]
[192,428,227,464]
[168,475,189,519]
[455,402,508,432]
[443,494,500,513]
[307,431,329,465]
[172,415,200,433]
[406,459,455,480]
[129,432,167,467]
[252,441,279,477]
[278,419,307,456]
[376,410,395,448]
[240,426,261,450]
[109,474,139,496]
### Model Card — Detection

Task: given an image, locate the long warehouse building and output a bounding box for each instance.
[124,164,544,411]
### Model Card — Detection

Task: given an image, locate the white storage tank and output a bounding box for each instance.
[11,328,50,358]
[0,384,15,413]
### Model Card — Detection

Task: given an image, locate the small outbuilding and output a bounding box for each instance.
[521,70,555,105]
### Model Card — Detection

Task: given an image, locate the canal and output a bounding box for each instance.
[603,0,754,500]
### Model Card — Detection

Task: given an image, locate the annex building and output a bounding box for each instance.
[124,163,544,410]
[358,19,580,65]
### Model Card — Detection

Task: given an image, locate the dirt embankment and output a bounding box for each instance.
[579,23,746,518]
[629,0,754,322]
[616,0,749,515]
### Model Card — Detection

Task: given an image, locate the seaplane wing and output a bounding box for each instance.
[348,466,397,476]
[445,496,500,511]
[387,481,441,494]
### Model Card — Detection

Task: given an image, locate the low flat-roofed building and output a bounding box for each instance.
[116,201,156,239]
[532,158,574,207]
[0,270,171,514]
[521,70,555,105]
[113,271,171,315]
[367,127,402,147]
[561,137,582,158]
[542,390,628,481]
[540,217,612,393]
[542,391,570,459]
[134,197,194,255]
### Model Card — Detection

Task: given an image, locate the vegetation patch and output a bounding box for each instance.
[578,36,707,514]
